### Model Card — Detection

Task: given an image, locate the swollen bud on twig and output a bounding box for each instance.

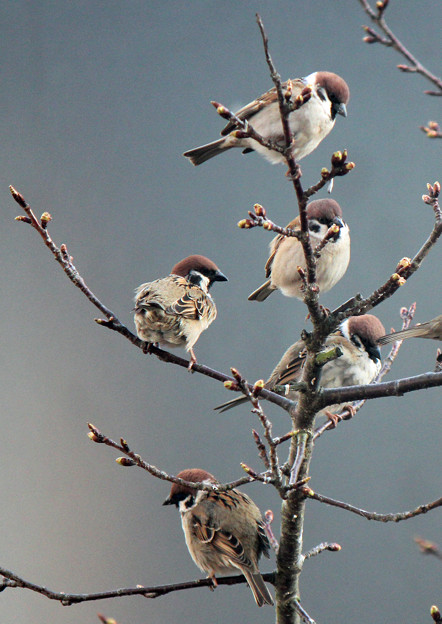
[40,212,52,229]
[224,380,240,392]
[15,216,32,224]
[431,606,441,623]
[396,257,411,271]
[210,101,231,120]
[254,203,266,218]
[120,438,130,452]
[252,379,265,397]
[87,423,104,442]
[237,219,254,229]
[240,462,258,478]
[9,185,27,208]
[116,457,136,466]
[391,273,406,286]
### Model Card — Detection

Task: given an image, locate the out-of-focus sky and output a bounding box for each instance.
[0,2,440,623]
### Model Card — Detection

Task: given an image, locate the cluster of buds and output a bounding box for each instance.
[362,25,382,44]
[289,86,312,112]
[87,422,104,443]
[422,181,440,203]
[421,121,442,139]
[238,203,268,229]
[321,150,355,180]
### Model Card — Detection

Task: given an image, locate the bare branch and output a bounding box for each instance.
[303,487,442,522]
[0,566,276,605]
[303,542,341,562]
[332,183,441,320]
[358,0,442,93]
[87,423,273,491]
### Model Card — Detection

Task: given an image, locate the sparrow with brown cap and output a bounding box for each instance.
[184,71,349,166]
[163,468,274,607]
[248,198,350,302]
[134,255,227,369]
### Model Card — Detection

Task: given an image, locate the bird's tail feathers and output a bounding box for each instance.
[248,280,275,302]
[213,396,249,413]
[242,569,274,607]
[183,138,231,166]
[378,324,429,345]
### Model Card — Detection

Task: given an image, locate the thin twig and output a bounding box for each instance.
[87,423,267,491]
[302,542,341,561]
[359,0,442,92]
[303,487,442,522]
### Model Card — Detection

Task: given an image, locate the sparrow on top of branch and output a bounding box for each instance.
[183,71,349,166]
[378,314,442,345]
[134,255,228,369]
[248,198,350,302]
[163,468,274,607]
[214,314,385,415]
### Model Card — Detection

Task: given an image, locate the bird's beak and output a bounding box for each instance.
[367,344,382,363]
[162,496,173,506]
[213,271,228,282]
[332,217,345,229]
[335,102,347,118]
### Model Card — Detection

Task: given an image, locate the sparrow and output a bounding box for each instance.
[134,255,227,368]
[163,468,274,607]
[214,314,385,415]
[183,71,349,166]
[248,198,350,302]
[378,314,442,345]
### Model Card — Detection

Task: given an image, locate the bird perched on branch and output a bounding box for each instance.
[248,199,350,302]
[183,71,349,166]
[378,314,442,345]
[134,255,227,369]
[214,314,385,416]
[163,468,274,607]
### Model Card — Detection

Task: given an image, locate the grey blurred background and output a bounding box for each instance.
[1,1,440,623]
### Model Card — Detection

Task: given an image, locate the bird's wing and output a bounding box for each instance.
[220,79,304,135]
[165,285,210,320]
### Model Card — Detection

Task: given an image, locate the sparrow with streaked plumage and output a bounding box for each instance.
[215,314,385,416]
[163,468,274,607]
[134,255,227,368]
[248,198,350,302]
[183,71,349,166]
[378,314,442,345]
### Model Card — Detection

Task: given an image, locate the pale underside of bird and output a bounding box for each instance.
[248,198,350,302]
[215,315,385,416]
[183,71,349,166]
[163,469,274,607]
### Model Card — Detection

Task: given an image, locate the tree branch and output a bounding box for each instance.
[303,487,442,522]
[358,0,442,93]
[0,566,276,605]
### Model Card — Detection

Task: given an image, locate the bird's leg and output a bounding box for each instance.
[188,348,197,371]
[324,410,340,429]
[208,574,218,591]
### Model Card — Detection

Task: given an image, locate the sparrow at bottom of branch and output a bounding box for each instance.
[163,468,274,607]
[134,255,227,368]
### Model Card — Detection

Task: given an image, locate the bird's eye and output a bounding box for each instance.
[317,87,327,102]
[351,334,363,349]
[308,221,320,233]
[317,217,330,226]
